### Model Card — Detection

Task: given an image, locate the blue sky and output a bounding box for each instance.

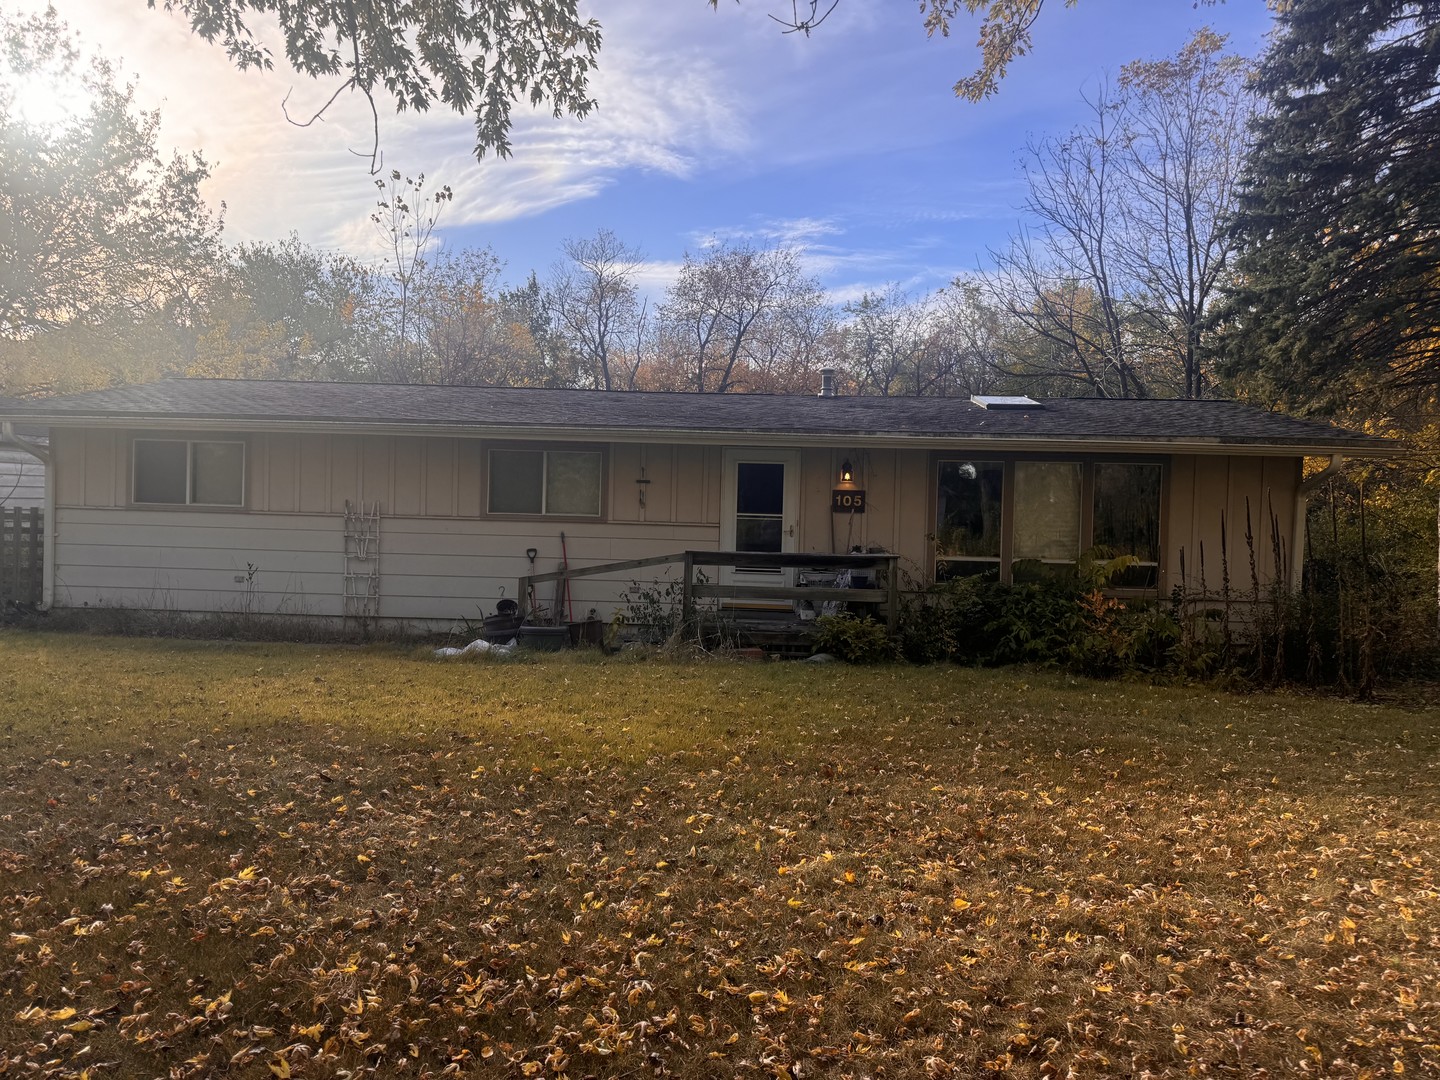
[18,0,1278,302]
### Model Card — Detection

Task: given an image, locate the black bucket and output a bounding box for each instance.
[568,618,604,648]
[516,625,569,651]
[482,612,522,635]
[480,599,522,640]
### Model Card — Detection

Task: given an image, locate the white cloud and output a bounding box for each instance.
[694,216,844,249]
[23,0,764,256]
[631,259,687,301]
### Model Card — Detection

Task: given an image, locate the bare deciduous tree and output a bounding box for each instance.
[657,242,826,393]
[991,85,1149,399]
[989,30,1254,399]
[1117,28,1253,399]
[840,286,933,397]
[925,279,1008,397]
[551,230,644,391]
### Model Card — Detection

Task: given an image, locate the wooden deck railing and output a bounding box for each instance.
[519,550,901,633]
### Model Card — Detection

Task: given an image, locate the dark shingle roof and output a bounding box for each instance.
[0,378,1394,454]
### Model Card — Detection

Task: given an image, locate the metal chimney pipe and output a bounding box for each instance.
[818,368,836,398]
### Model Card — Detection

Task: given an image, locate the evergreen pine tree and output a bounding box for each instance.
[1219,0,1440,413]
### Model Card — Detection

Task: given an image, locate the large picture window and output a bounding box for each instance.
[133,439,245,506]
[932,457,1163,588]
[936,460,1003,579]
[489,448,602,517]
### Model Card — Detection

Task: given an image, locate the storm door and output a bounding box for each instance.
[720,449,801,594]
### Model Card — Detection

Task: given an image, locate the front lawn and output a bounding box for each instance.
[0,633,1436,1078]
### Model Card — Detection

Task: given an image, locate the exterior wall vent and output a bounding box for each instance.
[970,395,1043,410]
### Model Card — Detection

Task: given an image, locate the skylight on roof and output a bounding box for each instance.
[970,395,1042,410]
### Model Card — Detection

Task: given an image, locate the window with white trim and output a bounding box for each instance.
[488,448,602,517]
[133,439,245,506]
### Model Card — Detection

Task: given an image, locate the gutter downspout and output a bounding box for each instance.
[1,422,54,610]
[1290,454,1345,592]
[1,422,49,465]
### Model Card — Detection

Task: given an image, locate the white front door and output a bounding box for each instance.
[720,448,801,594]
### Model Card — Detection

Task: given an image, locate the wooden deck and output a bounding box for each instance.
[519,549,901,643]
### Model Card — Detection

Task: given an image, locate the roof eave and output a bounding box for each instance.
[4,412,1398,457]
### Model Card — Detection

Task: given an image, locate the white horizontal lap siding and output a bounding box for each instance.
[0,451,46,509]
[380,519,720,621]
[53,507,345,617]
[53,505,720,623]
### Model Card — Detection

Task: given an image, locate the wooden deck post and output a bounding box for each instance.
[681,551,695,635]
[886,555,899,636]
[10,508,20,600]
[0,508,9,602]
[27,507,39,603]
[518,575,532,622]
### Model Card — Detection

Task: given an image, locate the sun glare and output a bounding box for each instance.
[7,66,94,133]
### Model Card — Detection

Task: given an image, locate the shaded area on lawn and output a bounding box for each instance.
[0,633,1437,1078]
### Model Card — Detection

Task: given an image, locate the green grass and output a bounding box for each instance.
[0,632,1436,1078]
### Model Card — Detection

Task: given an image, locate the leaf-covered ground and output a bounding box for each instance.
[0,633,1436,1079]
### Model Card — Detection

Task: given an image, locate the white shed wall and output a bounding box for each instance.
[0,447,46,509]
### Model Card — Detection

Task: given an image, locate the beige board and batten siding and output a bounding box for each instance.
[797,447,930,563]
[1165,454,1301,595]
[805,446,1303,591]
[49,429,722,623]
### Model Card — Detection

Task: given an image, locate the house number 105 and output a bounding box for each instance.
[832,489,866,513]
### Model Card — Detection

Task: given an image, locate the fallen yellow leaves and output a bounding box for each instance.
[0,639,1437,1079]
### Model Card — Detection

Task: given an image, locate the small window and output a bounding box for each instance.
[133,439,245,506]
[1093,462,1162,588]
[489,448,602,517]
[936,460,1003,580]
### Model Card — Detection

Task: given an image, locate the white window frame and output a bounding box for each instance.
[132,438,247,508]
[487,447,603,518]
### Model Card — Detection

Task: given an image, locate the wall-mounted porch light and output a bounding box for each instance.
[832,457,865,514]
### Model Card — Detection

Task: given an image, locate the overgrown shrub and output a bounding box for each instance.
[896,551,1185,676]
[896,576,992,663]
[985,581,1083,665]
[812,613,897,664]
[1069,590,1180,676]
[613,576,688,644]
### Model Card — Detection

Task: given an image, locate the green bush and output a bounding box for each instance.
[895,562,1182,677]
[1066,591,1180,677]
[812,614,897,664]
[896,576,991,663]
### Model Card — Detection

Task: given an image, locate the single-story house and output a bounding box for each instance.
[0,378,1393,628]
